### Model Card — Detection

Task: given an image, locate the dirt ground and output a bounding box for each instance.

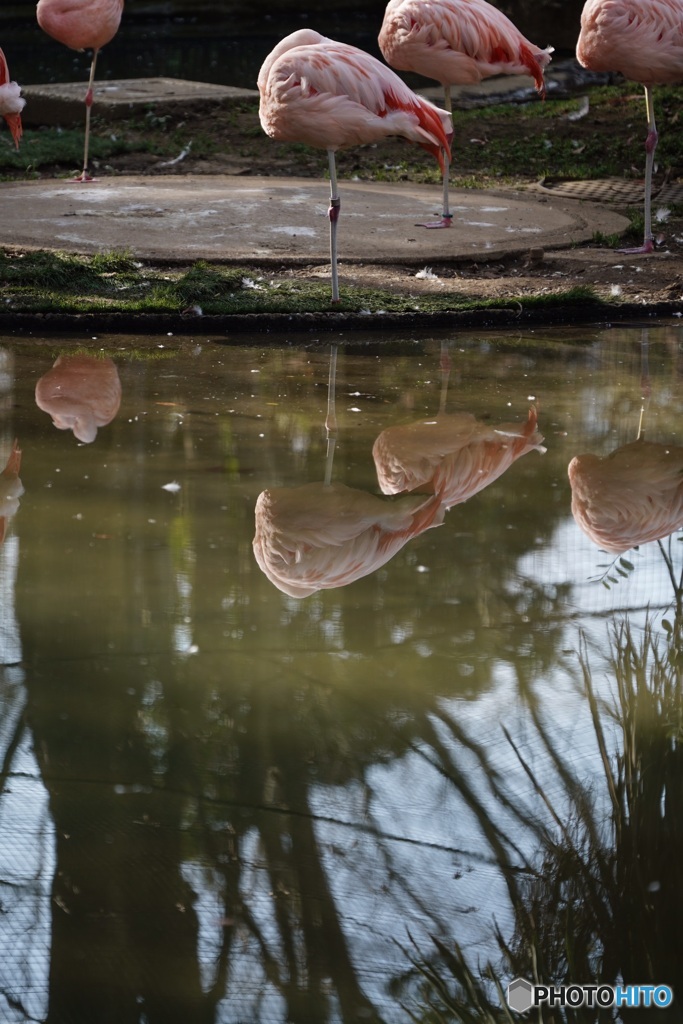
[21,93,683,306]
[96,95,683,305]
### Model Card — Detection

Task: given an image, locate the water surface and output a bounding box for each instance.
[0,324,681,1022]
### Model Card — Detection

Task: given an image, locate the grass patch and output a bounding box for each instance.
[0,248,604,316]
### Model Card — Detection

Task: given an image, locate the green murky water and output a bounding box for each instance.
[1,324,681,1023]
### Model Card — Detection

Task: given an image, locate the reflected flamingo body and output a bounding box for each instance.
[0,440,24,544]
[379,0,552,226]
[36,0,124,180]
[577,0,683,253]
[373,407,545,508]
[35,355,122,442]
[253,482,445,598]
[258,29,452,300]
[0,48,25,148]
[568,439,683,553]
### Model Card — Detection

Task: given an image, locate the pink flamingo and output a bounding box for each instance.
[0,440,24,545]
[577,0,683,254]
[568,439,683,554]
[36,0,124,181]
[35,354,122,442]
[373,406,545,507]
[258,28,452,302]
[0,48,25,149]
[379,0,552,227]
[253,483,445,598]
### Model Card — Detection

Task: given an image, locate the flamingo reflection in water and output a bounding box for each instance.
[35,355,122,442]
[253,484,445,598]
[568,331,683,554]
[568,440,683,554]
[253,346,446,598]
[0,439,23,544]
[373,405,546,507]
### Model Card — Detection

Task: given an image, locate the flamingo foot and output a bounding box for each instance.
[416,216,453,229]
[71,171,96,183]
[616,239,655,255]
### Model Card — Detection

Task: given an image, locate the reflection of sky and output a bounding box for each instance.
[0,330,680,1020]
[0,542,55,1024]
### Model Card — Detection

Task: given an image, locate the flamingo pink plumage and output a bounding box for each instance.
[258,28,452,301]
[0,48,25,149]
[373,406,545,507]
[36,0,124,181]
[577,0,683,253]
[0,440,24,545]
[379,0,552,226]
[253,482,445,598]
[568,439,683,553]
[35,354,122,443]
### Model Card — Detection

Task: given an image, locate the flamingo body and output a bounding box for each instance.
[0,48,24,149]
[379,0,552,92]
[577,0,683,251]
[36,0,123,53]
[253,482,445,598]
[35,355,122,443]
[0,440,24,544]
[577,0,683,87]
[568,439,683,553]
[373,406,545,508]
[258,29,452,299]
[259,29,451,164]
[36,0,124,180]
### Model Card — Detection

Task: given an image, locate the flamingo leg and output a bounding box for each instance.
[324,344,338,486]
[417,84,453,229]
[618,85,657,254]
[327,150,341,302]
[73,48,99,183]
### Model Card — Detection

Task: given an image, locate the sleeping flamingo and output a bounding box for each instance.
[568,440,683,553]
[36,0,124,181]
[373,406,546,507]
[258,29,452,302]
[0,48,25,148]
[0,440,24,545]
[35,355,122,442]
[577,0,683,253]
[379,0,552,227]
[253,483,445,598]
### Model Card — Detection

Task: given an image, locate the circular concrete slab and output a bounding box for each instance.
[0,175,630,263]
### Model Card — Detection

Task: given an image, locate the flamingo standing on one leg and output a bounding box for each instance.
[36,0,124,182]
[257,29,452,302]
[378,0,552,227]
[577,0,683,254]
[0,48,25,149]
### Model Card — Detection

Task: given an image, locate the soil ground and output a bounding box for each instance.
[8,79,683,309]
[98,98,683,306]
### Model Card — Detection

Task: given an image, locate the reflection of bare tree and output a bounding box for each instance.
[391,550,683,1021]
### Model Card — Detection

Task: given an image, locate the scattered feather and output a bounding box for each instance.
[162,481,181,492]
[566,96,590,121]
[157,142,192,167]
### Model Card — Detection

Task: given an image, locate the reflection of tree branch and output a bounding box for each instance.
[0,715,24,796]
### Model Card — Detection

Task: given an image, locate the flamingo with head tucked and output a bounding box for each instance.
[258,28,452,302]
[0,48,25,149]
[577,0,683,253]
[36,0,124,181]
[379,0,552,227]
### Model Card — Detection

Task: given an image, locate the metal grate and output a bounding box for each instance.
[530,177,683,205]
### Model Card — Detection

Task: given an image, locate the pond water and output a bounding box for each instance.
[0,323,681,1023]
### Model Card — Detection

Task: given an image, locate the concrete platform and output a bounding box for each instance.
[21,78,258,126]
[0,175,630,264]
